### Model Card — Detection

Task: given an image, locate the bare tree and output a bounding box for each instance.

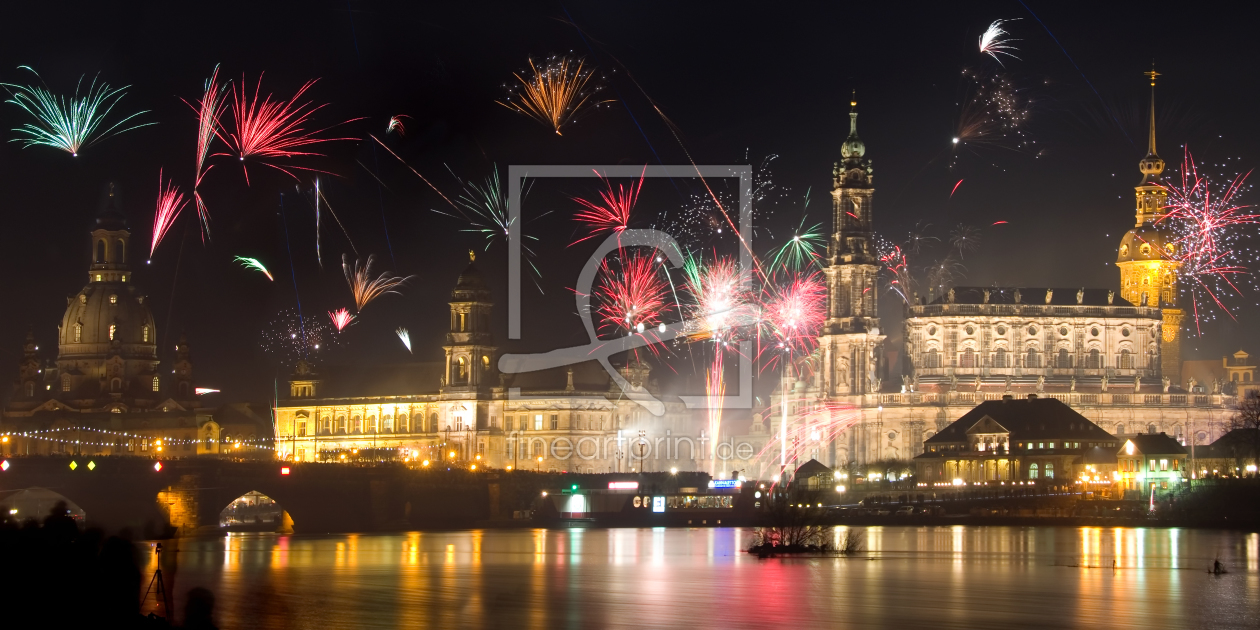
[1226,396,1260,473]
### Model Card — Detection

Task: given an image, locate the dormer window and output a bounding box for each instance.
[74,324,82,343]
[142,325,150,342]
[109,294,117,304]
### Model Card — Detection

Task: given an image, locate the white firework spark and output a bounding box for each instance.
[396,327,412,353]
[979,19,1020,66]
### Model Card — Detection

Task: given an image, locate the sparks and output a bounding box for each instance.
[342,254,413,312]
[950,179,964,198]
[979,19,1021,66]
[436,165,546,291]
[1,66,154,156]
[497,56,607,135]
[396,327,412,353]
[594,253,672,351]
[183,65,227,240]
[759,270,827,365]
[218,74,360,184]
[151,169,188,257]
[194,388,220,396]
[233,256,274,281]
[572,167,645,245]
[387,115,409,136]
[328,308,356,332]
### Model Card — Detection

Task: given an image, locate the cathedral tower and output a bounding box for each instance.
[442,251,496,392]
[819,96,885,396]
[1116,69,1181,384]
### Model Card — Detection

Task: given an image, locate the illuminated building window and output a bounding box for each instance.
[109,324,116,341]
[337,416,346,434]
[297,420,307,437]
[352,416,362,433]
[367,416,377,433]
[142,325,149,342]
[383,415,393,432]
[109,294,117,304]
[534,414,543,431]
[74,324,81,342]
[1044,463,1054,479]
[1119,349,1132,370]
[95,275,101,282]
[62,375,71,392]
[398,413,408,432]
[152,376,160,392]
[506,416,514,431]
[1029,463,1039,479]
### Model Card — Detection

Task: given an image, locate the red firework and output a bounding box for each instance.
[328,308,356,332]
[594,253,671,349]
[150,169,188,257]
[572,167,645,245]
[1156,149,1259,329]
[218,74,360,184]
[759,270,826,366]
[183,65,227,240]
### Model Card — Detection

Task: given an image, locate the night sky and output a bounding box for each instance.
[1,1,1257,404]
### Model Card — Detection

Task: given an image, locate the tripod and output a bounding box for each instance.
[141,542,171,619]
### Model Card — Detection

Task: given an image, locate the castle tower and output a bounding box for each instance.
[442,251,496,392]
[819,96,885,397]
[1116,68,1181,383]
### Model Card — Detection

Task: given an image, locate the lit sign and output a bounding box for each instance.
[652,496,665,513]
[709,479,741,489]
[280,467,291,475]
[608,481,639,490]
[154,462,163,472]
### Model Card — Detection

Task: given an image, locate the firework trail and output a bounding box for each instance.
[328,308,356,331]
[747,402,864,483]
[342,254,413,312]
[2,67,153,156]
[218,75,360,184]
[572,167,645,245]
[979,19,1020,66]
[370,134,459,209]
[150,169,188,258]
[386,114,409,136]
[953,69,1031,156]
[183,65,228,240]
[314,177,322,265]
[593,252,672,356]
[314,182,358,256]
[233,256,274,281]
[261,308,338,365]
[950,179,964,198]
[433,164,547,291]
[498,56,608,135]
[396,327,412,352]
[1155,150,1258,332]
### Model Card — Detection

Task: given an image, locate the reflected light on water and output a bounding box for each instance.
[143,526,1259,629]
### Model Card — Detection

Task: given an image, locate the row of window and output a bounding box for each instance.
[293,412,622,436]
[1120,458,1181,473]
[71,323,150,343]
[59,375,173,393]
[921,348,1138,369]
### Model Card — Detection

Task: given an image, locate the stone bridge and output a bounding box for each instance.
[0,457,544,535]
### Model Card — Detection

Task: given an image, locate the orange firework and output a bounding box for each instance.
[498,56,607,135]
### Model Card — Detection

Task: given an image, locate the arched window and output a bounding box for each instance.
[430,413,438,432]
[25,382,34,398]
[1028,463,1039,479]
[322,417,331,434]
[960,348,975,369]
[456,357,467,380]
[297,418,307,437]
[110,378,121,392]
[1044,462,1054,479]
[1247,373,1253,382]
[398,413,409,433]
[925,349,940,369]
[1056,349,1071,369]
[383,415,393,432]
[1147,423,1157,434]
[994,348,1008,368]
[482,355,490,371]
[62,375,71,392]
[1087,349,1100,369]
[352,416,362,433]
[1026,349,1041,368]
[114,239,125,264]
[142,325,150,343]
[1115,423,1125,435]
[367,415,377,433]
[74,324,82,343]
[151,376,160,392]
[1119,349,1132,370]
[336,416,346,434]
[96,240,106,263]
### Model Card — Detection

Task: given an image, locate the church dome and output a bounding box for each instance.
[59,282,158,357]
[1116,224,1177,264]
[451,253,491,302]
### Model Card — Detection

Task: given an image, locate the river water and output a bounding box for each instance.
[145,526,1260,629]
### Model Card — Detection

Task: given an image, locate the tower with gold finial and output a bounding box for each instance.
[818,92,884,397]
[1116,67,1182,384]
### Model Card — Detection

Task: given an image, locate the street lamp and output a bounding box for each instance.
[537,456,543,472]
[637,430,647,472]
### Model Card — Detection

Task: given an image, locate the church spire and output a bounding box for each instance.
[1138,65,1165,184]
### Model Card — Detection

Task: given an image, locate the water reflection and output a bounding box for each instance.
[146,527,1259,629]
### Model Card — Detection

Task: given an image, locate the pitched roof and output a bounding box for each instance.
[1125,432,1187,456]
[794,458,833,479]
[925,397,1116,443]
[1194,428,1259,459]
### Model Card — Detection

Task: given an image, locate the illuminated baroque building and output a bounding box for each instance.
[1,187,271,458]
[747,81,1237,478]
[272,256,704,472]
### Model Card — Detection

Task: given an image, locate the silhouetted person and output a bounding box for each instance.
[1214,559,1222,574]
[184,587,218,630]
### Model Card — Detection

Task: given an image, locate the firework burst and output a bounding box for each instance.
[218,75,359,184]
[979,19,1020,66]
[769,194,824,271]
[342,254,413,312]
[949,224,982,258]
[2,66,153,156]
[396,327,412,353]
[233,256,274,281]
[572,168,645,245]
[261,308,338,365]
[593,253,672,352]
[150,169,188,257]
[953,69,1030,154]
[1155,150,1259,331]
[182,65,228,240]
[498,56,608,135]
[759,271,827,366]
[434,165,546,291]
[386,115,409,136]
[328,308,356,331]
[877,240,914,305]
